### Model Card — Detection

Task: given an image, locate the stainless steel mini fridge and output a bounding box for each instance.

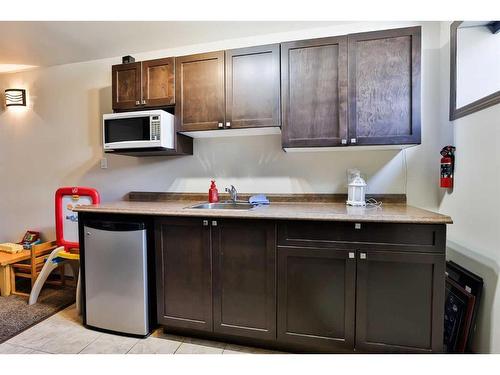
[83,220,149,336]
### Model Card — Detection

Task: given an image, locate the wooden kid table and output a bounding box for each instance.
[0,250,31,296]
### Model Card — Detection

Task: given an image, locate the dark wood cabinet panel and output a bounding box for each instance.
[225,44,280,129]
[110,26,421,149]
[152,216,445,353]
[277,246,355,351]
[355,250,445,353]
[142,57,175,107]
[112,62,141,110]
[155,217,212,331]
[281,36,348,148]
[112,58,175,111]
[348,27,421,145]
[176,51,225,132]
[212,220,276,340]
[278,221,446,253]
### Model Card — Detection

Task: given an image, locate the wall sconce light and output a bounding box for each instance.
[5,89,27,107]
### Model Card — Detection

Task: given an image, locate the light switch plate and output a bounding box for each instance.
[100,158,108,169]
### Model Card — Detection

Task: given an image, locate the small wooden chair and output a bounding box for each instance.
[10,241,66,297]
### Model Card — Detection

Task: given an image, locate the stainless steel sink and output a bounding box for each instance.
[188,202,255,210]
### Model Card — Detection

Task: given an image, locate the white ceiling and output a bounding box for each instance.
[0,21,347,70]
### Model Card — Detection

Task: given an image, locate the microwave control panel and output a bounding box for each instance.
[151,116,161,140]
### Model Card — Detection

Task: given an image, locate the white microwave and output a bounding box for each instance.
[102,110,175,151]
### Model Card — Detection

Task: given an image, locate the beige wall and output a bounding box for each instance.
[438,22,500,354]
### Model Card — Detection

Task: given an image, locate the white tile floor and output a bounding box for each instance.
[0,305,284,354]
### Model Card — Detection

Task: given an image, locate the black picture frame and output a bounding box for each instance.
[444,276,475,352]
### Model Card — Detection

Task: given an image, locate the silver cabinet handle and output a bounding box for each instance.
[135,100,140,105]
[350,138,357,144]
[341,139,347,145]
[203,220,209,226]
[360,252,367,260]
[226,121,231,128]
[218,122,224,129]
[212,220,217,226]
[348,252,355,259]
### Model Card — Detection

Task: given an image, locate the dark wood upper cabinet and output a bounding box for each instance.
[355,249,444,353]
[112,58,175,111]
[281,36,348,148]
[212,220,276,340]
[277,246,356,352]
[176,51,225,132]
[225,44,281,129]
[112,62,141,110]
[348,27,421,146]
[142,57,175,107]
[155,217,212,332]
[110,26,421,148]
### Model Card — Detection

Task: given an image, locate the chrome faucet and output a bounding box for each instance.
[225,185,238,203]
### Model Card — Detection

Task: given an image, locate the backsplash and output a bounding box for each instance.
[87,134,407,201]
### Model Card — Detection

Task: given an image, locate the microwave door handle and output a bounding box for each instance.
[150,118,153,141]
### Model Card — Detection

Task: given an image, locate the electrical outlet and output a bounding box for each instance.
[100,158,108,169]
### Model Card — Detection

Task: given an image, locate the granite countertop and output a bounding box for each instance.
[73,199,452,224]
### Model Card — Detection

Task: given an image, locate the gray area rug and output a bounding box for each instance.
[0,281,75,343]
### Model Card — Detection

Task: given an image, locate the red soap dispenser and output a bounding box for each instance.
[208,180,219,203]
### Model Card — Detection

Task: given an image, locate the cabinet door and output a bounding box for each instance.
[277,246,356,352]
[112,62,141,110]
[212,220,276,340]
[348,27,421,145]
[176,51,225,132]
[225,44,280,129]
[142,57,175,107]
[355,250,445,353]
[281,36,348,148]
[155,217,212,332]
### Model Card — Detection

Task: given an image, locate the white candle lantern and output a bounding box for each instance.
[346,172,367,206]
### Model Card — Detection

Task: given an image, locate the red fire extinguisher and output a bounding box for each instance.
[440,146,456,188]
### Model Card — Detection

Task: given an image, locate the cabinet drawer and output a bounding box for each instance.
[278,221,445,252]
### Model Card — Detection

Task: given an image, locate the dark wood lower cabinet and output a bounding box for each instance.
[155,217,212,332]
[355,250,445,353]
[212,220,276,340]
[277,246,356,352]
[154,217,446,353]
